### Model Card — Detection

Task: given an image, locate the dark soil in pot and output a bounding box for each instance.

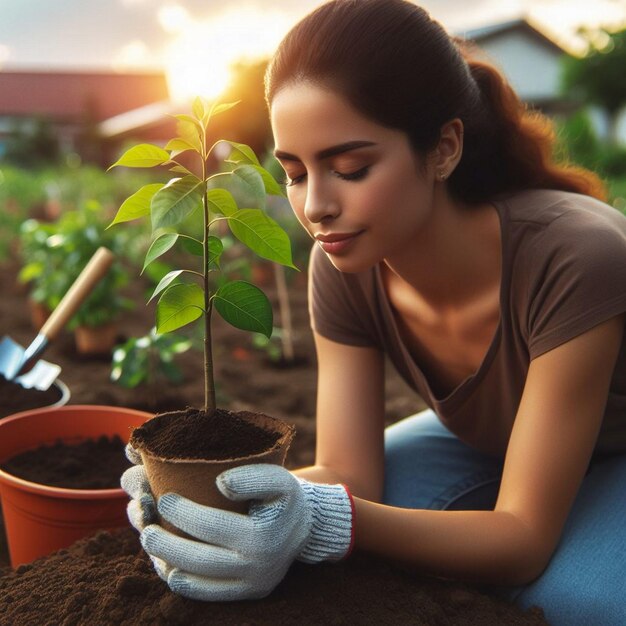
[0,375,64,418]
[131,408,282,460]
[0,435,130,489]
[0,527,547,626]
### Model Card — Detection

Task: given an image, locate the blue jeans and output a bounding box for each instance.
[383,410,626,626]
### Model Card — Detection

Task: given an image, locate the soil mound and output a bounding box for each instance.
[0,527,547,626]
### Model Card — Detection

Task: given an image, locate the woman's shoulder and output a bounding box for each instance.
[497,188,626,232]
[497,189,626,266]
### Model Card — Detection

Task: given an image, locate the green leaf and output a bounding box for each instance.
[165,138,196,155]
[208,236,223,270]
[233,165,266,209]
[192,97,206,121]
[173,114,203,133]
[169,164,194,176]
[142,233,179,272]
[108,183,164,228]
[108,144,170,169]
[18,261,45,283]
[151,176,204,230]
[157,283,204,333]
[213,280,272,338]
[180,236,204,256]
[227,209,296,268]
[207,188,238,216]
[210,101,240,118]
[223,141,260,166]
[148,269,184,303]
[251,164,284,196]
[176,119,203,153]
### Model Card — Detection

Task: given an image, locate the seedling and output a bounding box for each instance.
[108,98,296,413]
[111,327,192,390]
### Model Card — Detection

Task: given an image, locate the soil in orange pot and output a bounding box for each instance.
[0,435,130,489]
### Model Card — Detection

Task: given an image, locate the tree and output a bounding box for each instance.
[562,27,626,145]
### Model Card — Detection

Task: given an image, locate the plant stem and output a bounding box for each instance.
[202,168,216,414]
[274,263,295,363]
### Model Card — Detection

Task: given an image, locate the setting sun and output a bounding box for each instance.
[162,6,292,103]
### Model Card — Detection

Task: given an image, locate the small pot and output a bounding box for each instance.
[74,323,118,355]
[0,405,152,567]
[130,409,295,534]
[29,299,50,330]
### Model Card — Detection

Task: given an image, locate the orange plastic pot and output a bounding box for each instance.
[0,405,151,567]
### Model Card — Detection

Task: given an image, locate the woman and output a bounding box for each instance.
[122,1,626,623]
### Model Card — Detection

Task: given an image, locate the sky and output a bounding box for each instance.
[1,0,625,99]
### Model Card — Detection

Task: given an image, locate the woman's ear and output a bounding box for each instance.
[433,118,464,183]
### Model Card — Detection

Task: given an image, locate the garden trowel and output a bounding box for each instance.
[0,246,115,390]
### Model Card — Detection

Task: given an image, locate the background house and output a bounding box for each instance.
[0,71,168,165]
[460,18,573,114]
[460,17,626,144]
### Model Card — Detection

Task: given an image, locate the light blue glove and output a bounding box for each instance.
[120,443,175,582]
[131,463,355,601]
[120,443,157,532]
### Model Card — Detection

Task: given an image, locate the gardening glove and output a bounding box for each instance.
[120,443,175,582]
[139,463,355,601]
[120,443,157,531]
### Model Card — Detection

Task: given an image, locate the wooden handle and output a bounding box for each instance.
[40,247,115,340]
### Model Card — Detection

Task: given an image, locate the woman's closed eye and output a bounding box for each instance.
[284,166,370,187]
[284,172,307,187]
[333,166,369,182]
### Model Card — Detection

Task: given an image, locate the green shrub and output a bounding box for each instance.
[111,328,192,389]
[18,201,135,328]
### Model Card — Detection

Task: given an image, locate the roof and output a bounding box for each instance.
[459,18,568,55]
[0,70,169,122]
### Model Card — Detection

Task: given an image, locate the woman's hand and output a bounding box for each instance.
[120,443,157,531]
[122,462,354,601]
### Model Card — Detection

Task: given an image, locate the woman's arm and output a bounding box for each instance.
[353,315,624,585]
[294,332,387,501]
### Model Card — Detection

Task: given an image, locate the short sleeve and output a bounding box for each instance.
[308,244,378,347]
[525,208,626,359]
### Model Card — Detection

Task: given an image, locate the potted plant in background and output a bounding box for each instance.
[0,211,149,568]
[18,201,135,354]
[107,97,297,519]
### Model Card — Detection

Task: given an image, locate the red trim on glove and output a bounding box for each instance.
[341,483,356,559]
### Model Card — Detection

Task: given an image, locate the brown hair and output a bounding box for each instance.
[265,0,606,203]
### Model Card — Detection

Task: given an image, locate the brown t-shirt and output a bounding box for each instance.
[309,189,626,458]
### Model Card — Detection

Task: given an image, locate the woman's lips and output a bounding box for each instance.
[315,231,363,254]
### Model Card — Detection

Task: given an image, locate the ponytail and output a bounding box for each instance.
[451,52,607,203]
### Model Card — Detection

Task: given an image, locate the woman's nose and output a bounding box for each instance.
[303,181,340,224]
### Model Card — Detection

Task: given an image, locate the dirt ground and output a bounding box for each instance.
[0,259,547,624]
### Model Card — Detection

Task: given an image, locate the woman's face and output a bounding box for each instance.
[270,82,438,274]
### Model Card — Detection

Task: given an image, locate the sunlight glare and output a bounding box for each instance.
[112,40,153,70]
[163,7,291,103]
[158,4,191,35]
[0,44,10,69]
[529,0,626,54]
